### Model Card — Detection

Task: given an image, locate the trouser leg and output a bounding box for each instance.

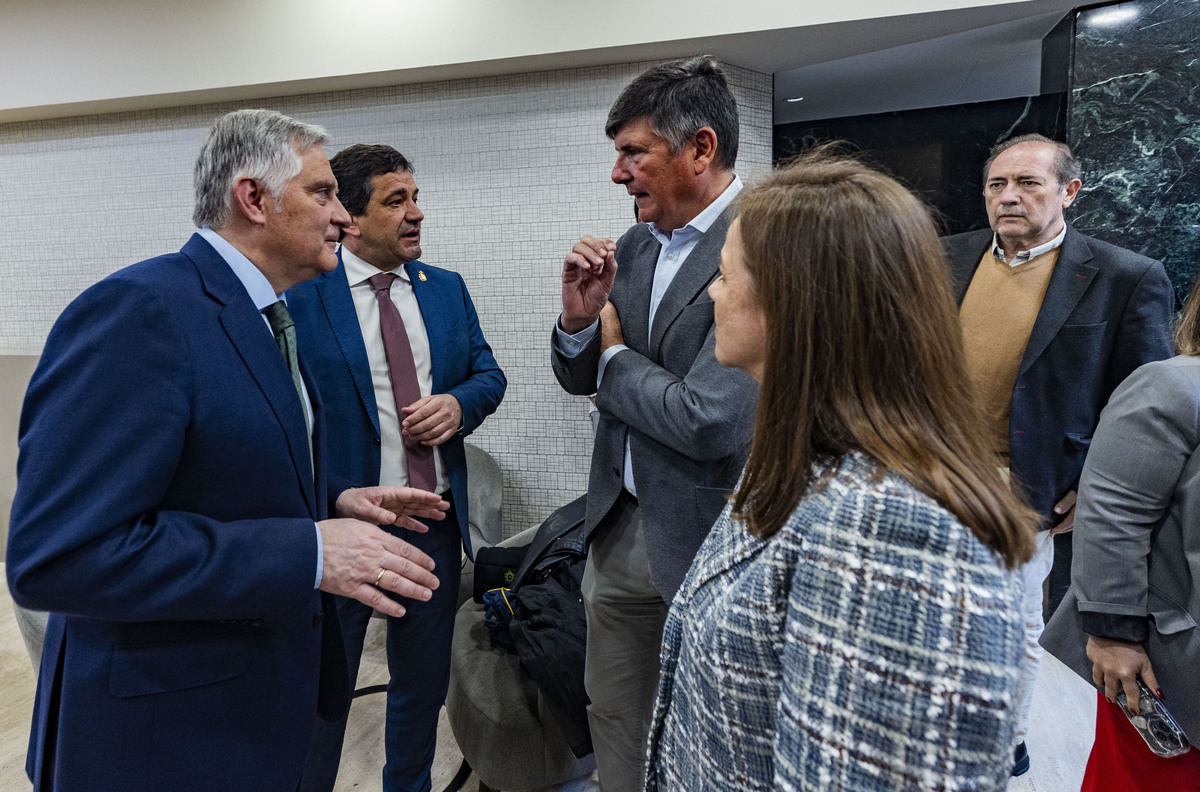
[582,494,670,792]
[1014,530,1055,744]
[381,500,462,792]
[300,595,374,792]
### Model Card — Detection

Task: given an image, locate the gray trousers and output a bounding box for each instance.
[582,493,670,792]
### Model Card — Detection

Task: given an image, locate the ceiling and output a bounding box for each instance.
[681,0,1083,124]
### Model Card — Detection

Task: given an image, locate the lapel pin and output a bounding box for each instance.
[418,270,427,282]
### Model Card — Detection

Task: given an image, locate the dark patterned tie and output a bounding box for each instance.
[367,273,437,492]
[264,300,313,472]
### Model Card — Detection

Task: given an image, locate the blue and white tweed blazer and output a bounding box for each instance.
[646,452,1023,791]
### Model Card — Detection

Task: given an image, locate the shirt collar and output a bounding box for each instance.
[198,227,282,310]
[992,223,1067,266]
[341,245,413,287]
[647,174,743,244]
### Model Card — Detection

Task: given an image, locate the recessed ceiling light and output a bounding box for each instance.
[786,97,804,102]
[1087,6,1138,26]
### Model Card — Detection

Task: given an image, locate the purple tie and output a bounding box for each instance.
[368,272,437,492]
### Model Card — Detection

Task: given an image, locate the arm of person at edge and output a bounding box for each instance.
[401,273,507,447]
[1052,260,1174,536]
[1075,361,1195,713]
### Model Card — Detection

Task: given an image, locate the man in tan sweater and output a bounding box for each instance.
[942,133,1174,778]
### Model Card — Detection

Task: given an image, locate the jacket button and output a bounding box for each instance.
[313,611,324,626]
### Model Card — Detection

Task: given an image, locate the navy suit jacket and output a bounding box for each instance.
[943,224,1174,520]
[6,234,350,791]
[288,253,505,555]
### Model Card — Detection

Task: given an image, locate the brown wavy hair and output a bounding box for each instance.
[730,147,1036,567]
[1174,275,1200,355]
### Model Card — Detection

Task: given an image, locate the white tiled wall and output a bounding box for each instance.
[0,61,772,536]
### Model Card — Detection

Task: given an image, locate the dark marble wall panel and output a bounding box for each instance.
[1069,0,1200,302]
[775,94,1065,236]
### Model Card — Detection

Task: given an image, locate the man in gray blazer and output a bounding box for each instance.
[551,56,757,791]
[942,133,1174,775]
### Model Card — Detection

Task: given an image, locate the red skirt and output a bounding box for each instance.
[1081,691,1200,791]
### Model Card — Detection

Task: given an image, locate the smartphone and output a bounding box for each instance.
[1115,678,1192,759]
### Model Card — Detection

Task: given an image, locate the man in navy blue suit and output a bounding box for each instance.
[6,110,450,792]
[290,144,506,792]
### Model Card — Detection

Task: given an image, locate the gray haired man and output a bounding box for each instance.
[7,109,446,791]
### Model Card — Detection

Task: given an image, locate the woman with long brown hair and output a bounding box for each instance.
[644,149,1038,791]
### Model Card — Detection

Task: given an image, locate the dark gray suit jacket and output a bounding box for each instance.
[552,210,758,598]
[943,224,1174,521]
[1043,356,1200,737]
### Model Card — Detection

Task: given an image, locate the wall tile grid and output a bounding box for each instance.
[0,61,772,536]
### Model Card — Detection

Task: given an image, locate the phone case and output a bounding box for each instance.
[1115,679,1192,759]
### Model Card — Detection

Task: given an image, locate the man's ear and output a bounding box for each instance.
[1061,178,1083,209]
[231,176,270,227]
[691,127,718,175]
[341,217,363,239]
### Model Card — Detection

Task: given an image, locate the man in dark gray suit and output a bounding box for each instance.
[942,133,1174,776]
[551,56,757,791]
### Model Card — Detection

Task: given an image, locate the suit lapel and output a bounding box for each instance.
[1019,225,1098,376]
[949,229,992,304]
[318,257,381,436]
[648,210,731,359]
[617,232,659,355]
[405,261,444,393]
[184,235,319,517]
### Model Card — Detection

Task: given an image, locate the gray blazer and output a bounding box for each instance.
[1042,356,1200,737]
[552,210,758,598]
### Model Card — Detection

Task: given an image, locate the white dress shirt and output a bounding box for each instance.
[342,246,448,495]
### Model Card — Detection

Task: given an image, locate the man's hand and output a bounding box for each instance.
[560,236,618,334]
[401,393,462,447]
[335,485,449,530]
[317,518,440,618]
[1087,636,1161,714]
[599,301,625,353]
[1051,489,1077,535]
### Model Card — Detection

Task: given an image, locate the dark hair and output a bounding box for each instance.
[731,146,1036,568]
[605,55,738,170]
[983,133,1081,187]
[329,144,415,216]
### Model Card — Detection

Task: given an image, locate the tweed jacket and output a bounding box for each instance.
[646,452,1024,792]
[1043,356,1200,738]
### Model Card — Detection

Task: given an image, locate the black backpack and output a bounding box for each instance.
[474,495,592,758]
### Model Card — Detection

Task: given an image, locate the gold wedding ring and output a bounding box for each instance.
[374,569,386,587]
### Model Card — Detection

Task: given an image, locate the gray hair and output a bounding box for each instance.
[192,109,329,229]
[605,55,739,171]
[983,133,1081,188]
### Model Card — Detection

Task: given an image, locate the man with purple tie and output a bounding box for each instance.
[290,144,506,792]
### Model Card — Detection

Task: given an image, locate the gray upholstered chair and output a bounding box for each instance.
[446,527,595,791]
[460,442,505,608]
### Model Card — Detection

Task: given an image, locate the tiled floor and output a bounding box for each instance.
[0,565,1091,791]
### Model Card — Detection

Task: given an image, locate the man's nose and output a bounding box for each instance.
[611,159,630,185]
[332,197,351,227]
